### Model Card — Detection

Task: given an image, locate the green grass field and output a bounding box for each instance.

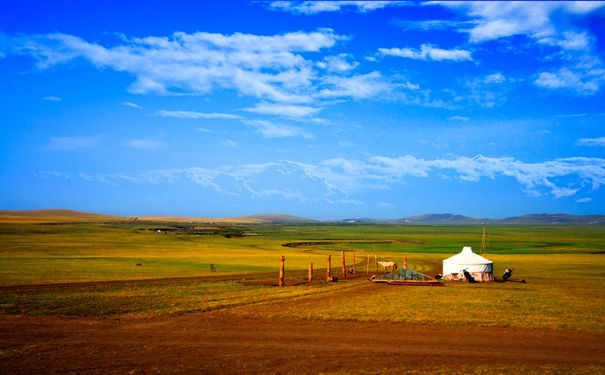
[1,221,604,332]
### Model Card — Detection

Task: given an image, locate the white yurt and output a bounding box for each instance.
[442,246,493,282]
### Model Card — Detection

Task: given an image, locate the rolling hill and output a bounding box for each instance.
[0,209,125,223]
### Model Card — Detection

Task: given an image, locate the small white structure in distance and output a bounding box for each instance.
[443,246,493,282]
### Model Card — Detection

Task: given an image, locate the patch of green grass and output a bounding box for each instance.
[0,222,604,333]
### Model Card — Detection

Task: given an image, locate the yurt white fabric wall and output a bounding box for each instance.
[443,246,493,282]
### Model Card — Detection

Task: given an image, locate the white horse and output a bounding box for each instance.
[377,261,398,274]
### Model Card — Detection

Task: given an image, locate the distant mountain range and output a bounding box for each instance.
[1,209,604,225]
[342,213,605,225]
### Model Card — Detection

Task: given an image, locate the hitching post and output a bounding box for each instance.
[375,255,378,274]
[279,256,285,287]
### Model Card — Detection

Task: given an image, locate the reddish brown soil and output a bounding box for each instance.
[1,311,604,374]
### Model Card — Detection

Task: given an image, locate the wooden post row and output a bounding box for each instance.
[279,256,285,287]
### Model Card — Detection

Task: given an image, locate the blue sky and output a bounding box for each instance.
[1,1,605,220]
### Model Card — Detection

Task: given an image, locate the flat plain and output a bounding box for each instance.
[1,213,604,373]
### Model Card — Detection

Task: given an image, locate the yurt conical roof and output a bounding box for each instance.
[443,246,493,274]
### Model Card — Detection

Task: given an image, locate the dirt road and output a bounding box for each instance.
[1,311,604,374]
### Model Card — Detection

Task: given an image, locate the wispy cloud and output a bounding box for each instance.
[47,136,98,150]
[243,103,322,118]
[243,119,313,139]
[558,113,586,118]
[433,1,605,95]
[391,18,477,32]
[433,1,605,44]
[43,96,61,102]
[577,137,605,147]
[6,29,344,104]
[121,101,142,109]
[268,1,410,14]
[125,139,163,149]
[449,116,469,121]
[316,53,359,72]
[220,140,239,148]
[534,68,603,96]
[63,154,605,201]
[378,44,472,62]
[576,197,592,203]
[157,110,242,120]
[317,71,417,99]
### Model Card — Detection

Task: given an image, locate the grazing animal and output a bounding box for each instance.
[377,261,398,274]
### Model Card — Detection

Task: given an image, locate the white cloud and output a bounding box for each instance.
[576,197,592,203]
[534,68,602,95]
[7,29,345,104]
[125,139,163,149]
[63,154,605,201]
[157,110,242,120]
[433,1,605,95]
[484,73,506,84]
[220,140,239,148]
[558,113,586,118]
[317,71,417,99]
[378,44,472,62]
[43,96,61,102]
[391,18,477,31]
[449,116,469,121]
[243,103,322,118]
[317,53,359,72]
[48,136,98,150]
[243,119,313,139]
[577,137,605,147]
[434,1,605,44]
[452,73,511,108]
[268,1,410,14]
[121,101,142,109]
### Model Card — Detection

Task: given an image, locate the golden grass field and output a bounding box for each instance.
[1,210,604,373]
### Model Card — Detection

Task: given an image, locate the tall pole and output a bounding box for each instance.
[279,256,285,287]
[341,251,346,278]
[366,255,370,275]
[352,254,356,276]
[326,254,332,282]
[481,223,487,255]
[308,262,313,283]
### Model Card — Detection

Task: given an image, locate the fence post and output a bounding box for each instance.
[404,257,408,270]
[327,254,332,282]
[352,254,356,276]
[341,251,346,278]
[308,262,313,283]
[279,256,285,286]
[366,254,370,275]
[375,255,378,274]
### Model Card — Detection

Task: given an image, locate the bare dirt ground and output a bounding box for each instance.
[1,309,604,374]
